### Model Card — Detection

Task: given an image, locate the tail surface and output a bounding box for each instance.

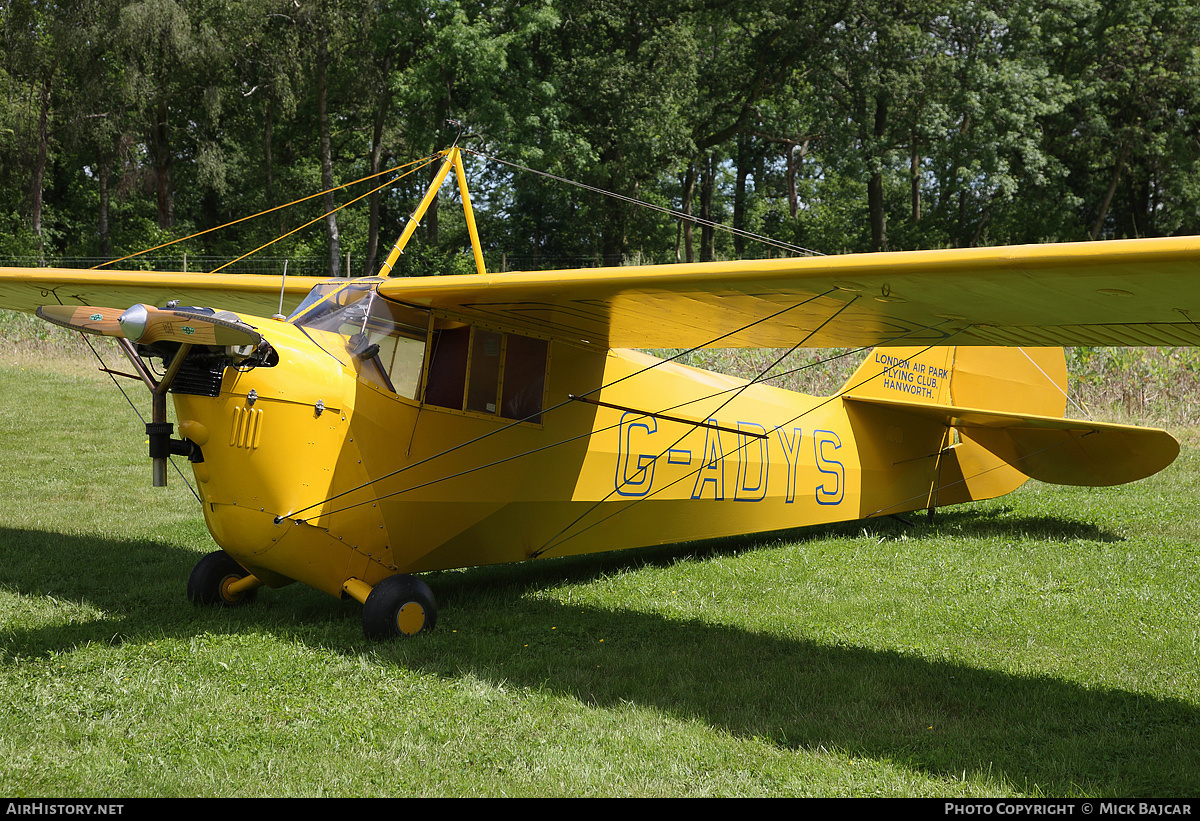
[836,346,1177,516]
[841,345,1069,417]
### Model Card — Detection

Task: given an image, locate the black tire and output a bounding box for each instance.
[361,574,437,639]
[187,550,258,607]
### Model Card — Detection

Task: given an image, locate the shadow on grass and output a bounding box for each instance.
[421,504,1123,597]
[414,600,1199,797]
[0,512,1190,796]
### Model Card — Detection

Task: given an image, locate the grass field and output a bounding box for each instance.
[2,316,1199,796]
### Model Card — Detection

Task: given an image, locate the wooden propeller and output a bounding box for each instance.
[37,303,261,348]
[118,304,262,347]
[36,305,125,336]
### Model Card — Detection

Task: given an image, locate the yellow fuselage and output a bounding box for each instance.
[171,317,1016,599]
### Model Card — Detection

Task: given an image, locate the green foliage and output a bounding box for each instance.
[387,239,483,278]
[2,1,1200,267]
[0,212,42,259]
[1066,346,1200,426]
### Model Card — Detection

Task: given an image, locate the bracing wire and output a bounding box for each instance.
[209,157,438,274]
[67,156,441,502]
[91,155,439,271]
[50,295,202,504]
[461,147,824,260]
[529,298,862,557]
[56,143,968,539]
[276,288,846,523]
[529,324,969,558]
[1018,346,1091,420]
[862,430,1096,521]
[299,342,885,521]
[293,317,963,531]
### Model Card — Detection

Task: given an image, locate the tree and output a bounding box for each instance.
[115,0,229,232]
[1063,0,1200,239]
[518,0,698,264]
[0,0,93,257]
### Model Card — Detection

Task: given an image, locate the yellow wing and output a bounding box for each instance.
[0,267,314,318]
[375,235,1200,349]
[5,235,1200,350]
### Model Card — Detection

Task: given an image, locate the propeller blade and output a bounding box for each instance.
[36,305,126,336]
[119,304,262,348]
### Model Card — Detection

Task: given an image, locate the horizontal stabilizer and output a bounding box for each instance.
[843,394,1179,487]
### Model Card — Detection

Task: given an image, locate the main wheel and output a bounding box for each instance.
[187,550,258,607]
[361,574,437,639]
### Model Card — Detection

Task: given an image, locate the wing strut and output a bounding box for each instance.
[376,145,487,277]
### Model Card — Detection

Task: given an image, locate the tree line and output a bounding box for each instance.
[2,0,1198,277]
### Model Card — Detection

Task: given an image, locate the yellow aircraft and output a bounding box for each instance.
[0,146,1192,639]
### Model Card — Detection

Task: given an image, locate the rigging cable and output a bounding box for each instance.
[1018,346,1092,420]
[301,343,885,518]
[275,288,847,523]
[91,155,440,271]
[208,157,439,274]
[863,431,1097,520]
[297,320,955,524]
[530,298,862,557]
[48,293,202,504]
[461,147,824,260]
[529,323,967,559]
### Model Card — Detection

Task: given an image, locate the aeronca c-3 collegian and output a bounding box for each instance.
[0,146,1193,639]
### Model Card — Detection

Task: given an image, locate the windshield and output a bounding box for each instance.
[288,279,379,329]
[291,279,429,399]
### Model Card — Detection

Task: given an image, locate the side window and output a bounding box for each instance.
[354,297,429,400]
[466,329,503,413]
[502,334,548,423]
[424,325,469,409]
[424,323,548,422]
[373,326,425,398]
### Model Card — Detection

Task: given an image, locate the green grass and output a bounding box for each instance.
[3,321,1200,796]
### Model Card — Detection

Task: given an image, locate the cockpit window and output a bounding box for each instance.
[291,280,428,400]
[424,322,548,423]
[362,297,428,397]
[289,282,547,417]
